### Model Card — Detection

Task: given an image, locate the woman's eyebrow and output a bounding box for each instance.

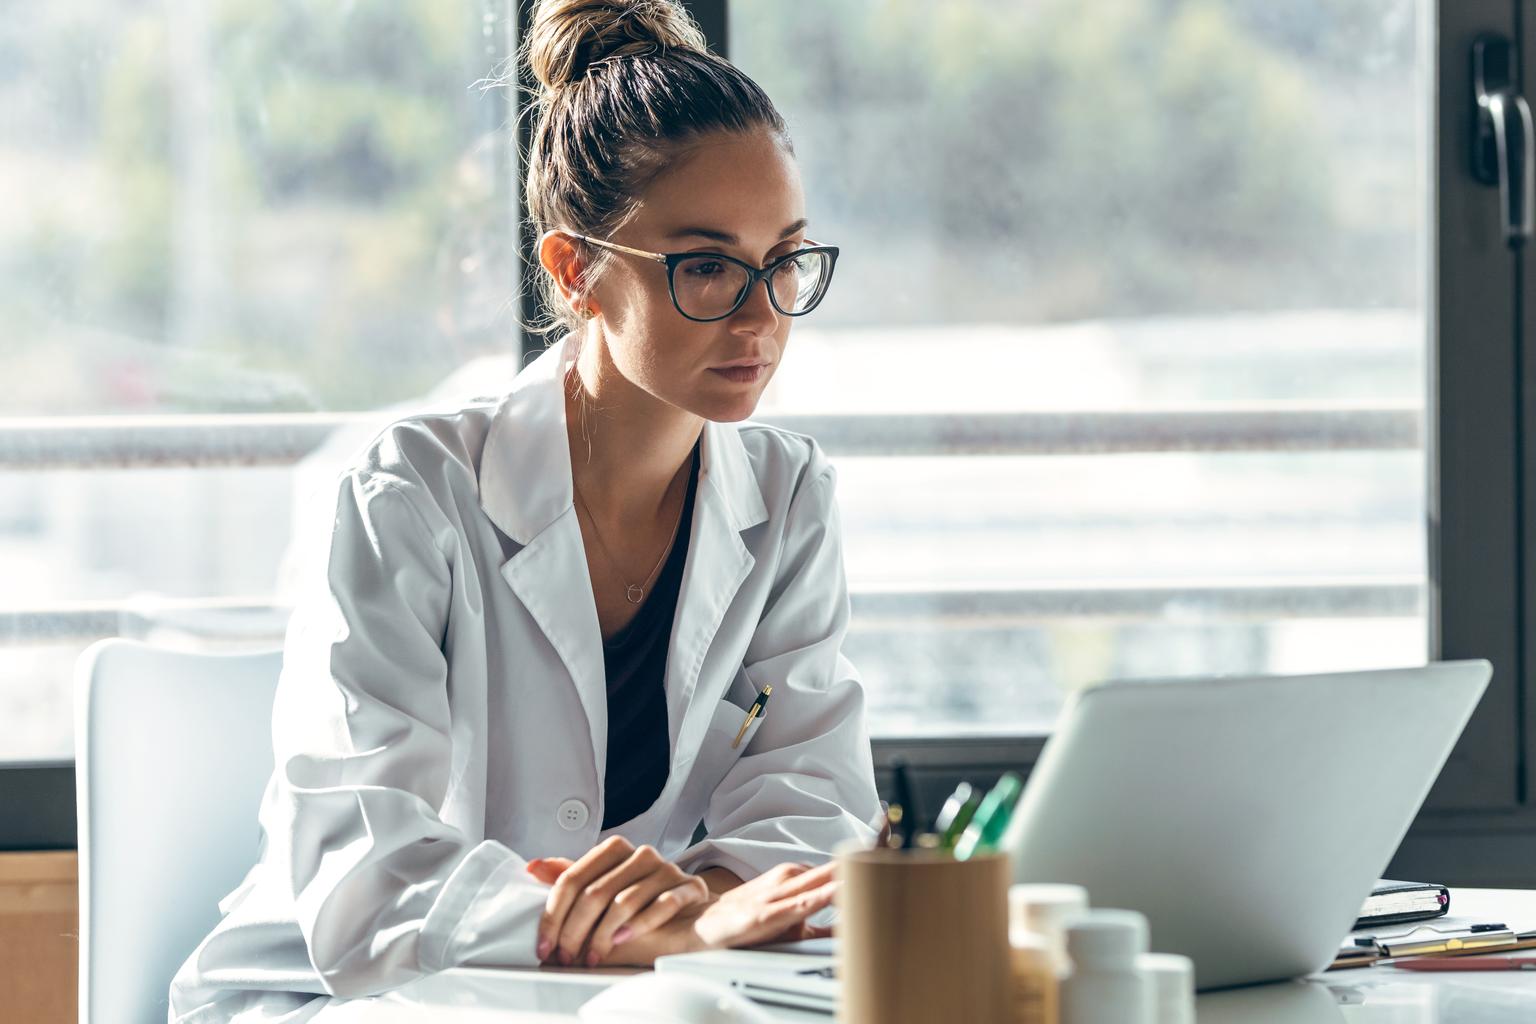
[665,219,809,245]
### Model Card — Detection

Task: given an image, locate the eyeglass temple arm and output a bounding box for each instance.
[569,233,667,264]
[573,231,829,262]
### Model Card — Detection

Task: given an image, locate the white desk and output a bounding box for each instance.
[313,888,1536,1022]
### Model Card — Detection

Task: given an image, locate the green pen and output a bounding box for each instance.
[935,782,982,850]
[954,771,1023,861]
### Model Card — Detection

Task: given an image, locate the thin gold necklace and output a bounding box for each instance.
[572,470,688,605]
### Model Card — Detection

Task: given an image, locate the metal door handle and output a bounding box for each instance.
[1472,34,1535,248]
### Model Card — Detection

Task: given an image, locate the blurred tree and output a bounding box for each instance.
[216,0,467,201]
[69,0,513,411]
[2,0,1417,407]
[733,0,1372,325]
[98,16,174,338]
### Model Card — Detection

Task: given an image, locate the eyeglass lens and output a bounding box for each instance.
[672,251,830,319]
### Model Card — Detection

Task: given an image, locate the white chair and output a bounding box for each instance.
[75,638,283,1024]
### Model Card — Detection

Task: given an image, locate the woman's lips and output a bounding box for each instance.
[709,364,767,384]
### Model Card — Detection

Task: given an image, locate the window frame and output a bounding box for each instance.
[1381,0,1536,884]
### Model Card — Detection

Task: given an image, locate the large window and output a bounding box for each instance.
[0,0,1435,748]
[732,0,1428,733]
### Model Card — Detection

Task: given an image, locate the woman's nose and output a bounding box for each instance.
[731,273,781,331]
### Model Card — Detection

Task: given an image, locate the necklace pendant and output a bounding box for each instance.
[625,584,644,604]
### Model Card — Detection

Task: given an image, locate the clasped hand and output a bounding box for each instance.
[527,836,837,967]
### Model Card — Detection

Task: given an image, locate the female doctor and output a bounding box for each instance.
[168,1,882,1019]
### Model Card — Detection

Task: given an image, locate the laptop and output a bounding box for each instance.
[659,660,1491,1004]
[1003,660,1492,990]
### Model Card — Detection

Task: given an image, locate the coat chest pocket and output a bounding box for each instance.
[664,696,766,846]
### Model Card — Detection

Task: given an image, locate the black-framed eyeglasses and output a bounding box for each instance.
[564,231,840,323]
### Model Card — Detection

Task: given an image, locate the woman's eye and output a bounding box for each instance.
[686,260,725,276]
[772,255,805,276]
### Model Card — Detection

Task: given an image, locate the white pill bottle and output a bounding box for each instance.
[1059,909,1152,1024]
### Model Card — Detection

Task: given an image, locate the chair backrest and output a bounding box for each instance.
[75,638,282,1024]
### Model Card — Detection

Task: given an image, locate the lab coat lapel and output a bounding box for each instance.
[480,337,608,780]
[667,419,769,773]
[479,336,772,784]
[500,517,608,780]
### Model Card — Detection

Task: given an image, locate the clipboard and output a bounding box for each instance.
[1330,927,1536,970]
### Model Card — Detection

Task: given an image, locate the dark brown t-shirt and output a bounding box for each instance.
[600,442,700,831]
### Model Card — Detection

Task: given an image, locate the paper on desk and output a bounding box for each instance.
[756,938,837,956]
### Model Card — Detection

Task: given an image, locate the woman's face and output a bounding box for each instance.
[587,129,808,424]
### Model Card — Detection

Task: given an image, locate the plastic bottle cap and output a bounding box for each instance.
[1139,952,1195,1024]
[1139,951,1194,983]
[1010,883,1090,976]
[1009,883,1090,930]
[1064,909,1149,967]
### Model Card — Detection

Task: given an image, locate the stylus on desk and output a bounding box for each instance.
[1387,956,1536,971]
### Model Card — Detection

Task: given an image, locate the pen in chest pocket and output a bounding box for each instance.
[731,684,774,749]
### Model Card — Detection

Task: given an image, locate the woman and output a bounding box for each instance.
[168,1,881,1019]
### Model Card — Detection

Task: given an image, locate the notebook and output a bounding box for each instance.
[656,947,837,1014]
[1355,879,1450,929]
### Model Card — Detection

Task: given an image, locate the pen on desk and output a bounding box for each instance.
[933,782,979,850]
[880,802,905,848]
[1377,927,1526,959]
[891,758,919,848]
[1387,956,1536,971]
[731,685,772,749]
[1332,926,1536,971]
[954,772,1023,861]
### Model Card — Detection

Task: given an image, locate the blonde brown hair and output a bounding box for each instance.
[518,0,792,339]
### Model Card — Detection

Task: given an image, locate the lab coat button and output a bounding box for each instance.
[556,798,590,831]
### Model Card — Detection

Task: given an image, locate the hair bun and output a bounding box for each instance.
[525,0,708,93]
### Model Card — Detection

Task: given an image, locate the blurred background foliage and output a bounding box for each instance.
[2,0,513,413]
[733,0,1413,327]
[1,0,1414,412]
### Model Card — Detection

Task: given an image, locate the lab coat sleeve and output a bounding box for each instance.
[676,456,883,881]
[256,472,549,996]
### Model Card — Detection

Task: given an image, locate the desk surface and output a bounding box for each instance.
[314,888,1536,1022]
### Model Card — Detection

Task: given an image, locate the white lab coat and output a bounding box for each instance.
[166,335,882,1022]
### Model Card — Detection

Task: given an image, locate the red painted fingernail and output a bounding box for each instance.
[558,949,572,966]
[536,938,551,960]
[612,926,633,946]
[585,951,599,967]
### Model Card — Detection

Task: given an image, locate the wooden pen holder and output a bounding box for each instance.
[835,847,1011,1024]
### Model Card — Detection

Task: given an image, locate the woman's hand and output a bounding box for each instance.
[596,861,842,967]
[696,866,745,896]
[693,861,839,948]
[527,837,710,967]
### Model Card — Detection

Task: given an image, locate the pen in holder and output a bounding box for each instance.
[835,846,1012,1024]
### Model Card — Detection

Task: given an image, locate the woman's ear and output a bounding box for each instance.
[538,230,596,317]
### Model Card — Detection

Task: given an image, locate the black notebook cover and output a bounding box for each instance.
[1353,878,1450,930]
